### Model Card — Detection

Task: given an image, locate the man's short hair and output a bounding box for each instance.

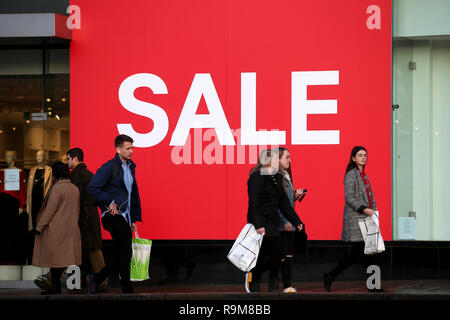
[115,134,134,148]
[67,147,84,162]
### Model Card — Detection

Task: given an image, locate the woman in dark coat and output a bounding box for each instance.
[245,148,304,293]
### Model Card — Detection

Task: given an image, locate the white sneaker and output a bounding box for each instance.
[282,286,297,293]
[245,272,252,293]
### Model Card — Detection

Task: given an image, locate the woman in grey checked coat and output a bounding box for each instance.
[322,146,385,293]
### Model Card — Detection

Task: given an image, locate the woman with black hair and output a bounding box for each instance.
[32,161,82,295]
[245,148,304,293]
[322,146,385,292]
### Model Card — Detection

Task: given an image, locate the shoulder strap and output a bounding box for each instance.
[112,160,119,181]
[104,160,119,190]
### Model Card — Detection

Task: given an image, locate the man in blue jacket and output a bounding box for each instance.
[86,134,142,294]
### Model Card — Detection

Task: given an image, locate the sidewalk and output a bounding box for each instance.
[1,279,449,300]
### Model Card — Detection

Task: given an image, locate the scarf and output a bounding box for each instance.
[359,168,373,209]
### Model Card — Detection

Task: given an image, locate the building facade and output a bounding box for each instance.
[0,0,449,283]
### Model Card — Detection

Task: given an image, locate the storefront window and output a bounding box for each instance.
[0,44,69,265]
[392,1,450,240]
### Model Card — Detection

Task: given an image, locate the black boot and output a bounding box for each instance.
[121,278,133,294]
[41,277,61,295]
[41,268,62,295]
[268,278,279,292]
[248,281,260,292]
[323,273,334,292]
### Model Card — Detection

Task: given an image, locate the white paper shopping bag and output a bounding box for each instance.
[227,224,263,272]
[358,211,385,255]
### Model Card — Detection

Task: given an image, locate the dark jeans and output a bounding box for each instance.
[94,214,132,292]
[328,241,381,280]
[280,231,296,288]
[281,231,295,257]
[251,236,283,283]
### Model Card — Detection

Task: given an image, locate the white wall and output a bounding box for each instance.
[393,39,450,240]
[394,0,450,37]
[431,41,450,240]
[412,41,432,240]
[392,40,413,240]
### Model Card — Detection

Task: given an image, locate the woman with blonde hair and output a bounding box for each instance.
[245,148,304,293]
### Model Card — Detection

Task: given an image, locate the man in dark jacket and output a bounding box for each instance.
[66,148,106,288]
[86,134,142,294]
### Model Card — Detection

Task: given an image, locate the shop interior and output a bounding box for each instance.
[0,42,70,265]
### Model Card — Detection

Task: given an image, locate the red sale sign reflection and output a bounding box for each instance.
[70,0,392,240]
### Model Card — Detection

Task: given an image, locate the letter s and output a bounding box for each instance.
[118,73,169,147]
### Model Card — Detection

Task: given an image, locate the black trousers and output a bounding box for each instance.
[329,241,381,279]
[50,267,64,290]
[94,214,132,292]
[280,231,296,288]
[251,236,283,283]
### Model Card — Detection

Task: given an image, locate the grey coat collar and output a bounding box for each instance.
[353,167,369,204]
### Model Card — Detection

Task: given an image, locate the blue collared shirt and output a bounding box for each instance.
[102,160,133,226]
[121,160,133,226]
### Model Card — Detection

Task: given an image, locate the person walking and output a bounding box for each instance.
[66,147,107,291]
[86,134,142,294]
[32,162,82,295]
[245,148,304,293]
[277,147,306,293]
[322,146,385,292]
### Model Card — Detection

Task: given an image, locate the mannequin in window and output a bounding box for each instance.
[0,150,27,263]
[61,154,68,164]
[0,150,26,213]
[26,150,52,232]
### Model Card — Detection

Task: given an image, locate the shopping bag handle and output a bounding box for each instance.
[134,232,139,239]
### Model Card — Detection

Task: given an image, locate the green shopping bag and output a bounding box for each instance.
[130,232,152,281]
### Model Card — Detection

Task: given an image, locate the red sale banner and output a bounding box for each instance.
[70,0,392,240]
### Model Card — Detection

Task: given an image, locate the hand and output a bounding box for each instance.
[295,189,307,201]
[284,222,294,232]
[131,223,137,233]
[107,202,119,215]
[297,224,304,231]
[256,227,265,235]
[363,208,376,216]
